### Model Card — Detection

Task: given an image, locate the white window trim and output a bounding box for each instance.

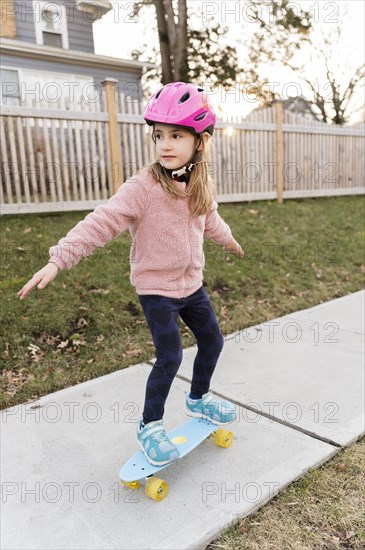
[1,64,94,107]
[0,66,21,100]
[33,0,69,50]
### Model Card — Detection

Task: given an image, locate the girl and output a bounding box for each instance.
[17,82,244,467]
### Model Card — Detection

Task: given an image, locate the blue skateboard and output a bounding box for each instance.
[119,417,233,501]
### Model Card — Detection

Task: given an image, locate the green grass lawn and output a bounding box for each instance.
[208,436,364,550]
[1,195,364,408]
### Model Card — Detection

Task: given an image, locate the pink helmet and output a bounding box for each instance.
[144,82,216,136]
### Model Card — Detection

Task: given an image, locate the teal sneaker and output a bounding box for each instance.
[185,392,236,424]
[137,419,180,466]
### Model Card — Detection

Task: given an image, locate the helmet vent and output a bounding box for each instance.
[194,112,207,121]
[197,87,204,92]
[178,92,190,104]
[155,88,163,99]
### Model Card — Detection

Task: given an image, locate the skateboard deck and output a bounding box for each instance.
[119,417,233,501]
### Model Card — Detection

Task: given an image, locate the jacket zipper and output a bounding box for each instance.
[182,220,192,298]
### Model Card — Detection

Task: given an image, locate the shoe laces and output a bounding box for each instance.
[202,394,228,413]
[146,422,168,445]
[202,394,218,407]
[151,430,167,444]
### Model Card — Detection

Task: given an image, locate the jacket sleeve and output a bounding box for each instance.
[204,200,234,245]
[48,176,145,270]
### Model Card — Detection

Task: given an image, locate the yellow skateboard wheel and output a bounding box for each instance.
[145,477,168,501]
[120,480,140,490]
[214,428,233,448]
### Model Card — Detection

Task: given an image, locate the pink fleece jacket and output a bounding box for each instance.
[48,167,235,299]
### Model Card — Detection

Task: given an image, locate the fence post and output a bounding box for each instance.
[102,78,122,194]
[1,0,17,38]
[273,99,284,203]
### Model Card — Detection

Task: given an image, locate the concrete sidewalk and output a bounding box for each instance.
[1,290,364,550]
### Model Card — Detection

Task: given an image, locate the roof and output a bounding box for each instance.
[76,1,113,18]
[0,37,155,74]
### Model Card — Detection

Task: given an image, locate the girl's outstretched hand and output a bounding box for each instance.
[224,239,245,258]
[17,262,59,300]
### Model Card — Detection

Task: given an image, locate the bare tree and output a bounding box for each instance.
[154,0,188,83]
[131,0,240,90]
[245,1,364,124]
[296,22,365,124]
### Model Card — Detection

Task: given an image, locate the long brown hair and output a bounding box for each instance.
[146,126,217,217]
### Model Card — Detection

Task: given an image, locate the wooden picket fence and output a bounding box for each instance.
[1,78,364,214]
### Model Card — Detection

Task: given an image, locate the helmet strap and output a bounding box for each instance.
[171,163,196,180]
[159,161,197,182]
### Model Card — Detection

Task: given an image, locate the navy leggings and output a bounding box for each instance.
[137,285,225,423]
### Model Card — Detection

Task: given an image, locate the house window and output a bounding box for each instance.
[33,1,69,49]
[0,68,20,105]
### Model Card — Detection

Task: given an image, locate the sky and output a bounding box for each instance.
[93,0,365,123]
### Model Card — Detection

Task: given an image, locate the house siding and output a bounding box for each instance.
[13,0,96,53]
[1,52,143,104]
